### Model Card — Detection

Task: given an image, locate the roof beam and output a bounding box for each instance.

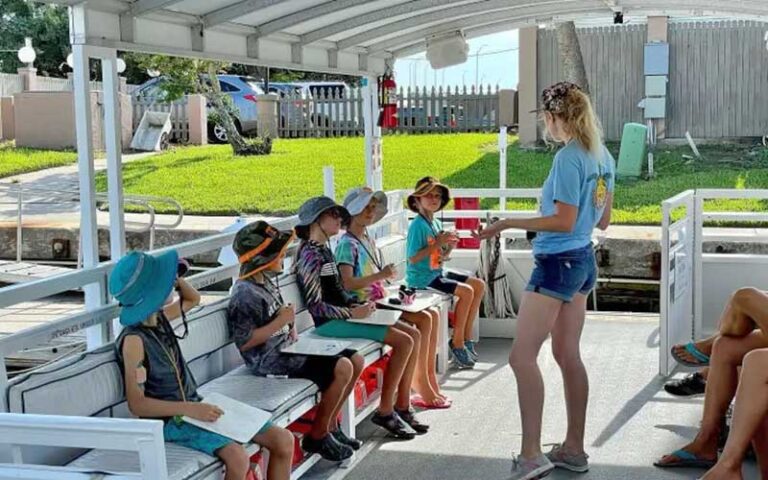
[253,0,371,39]
[366,5,603,55]
[128,0,187,17]
[299,0,478,46]
[338,0,602,51]
[202,0,291,28]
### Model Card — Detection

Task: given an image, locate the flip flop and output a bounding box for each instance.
[653,449,717,469]
[411,394,452,410]
[671,342,711,367]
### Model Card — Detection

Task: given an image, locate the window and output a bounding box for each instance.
[219,81,239,92]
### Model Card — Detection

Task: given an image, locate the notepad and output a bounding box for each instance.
[182,392,272,443]
[280,337,351,356]
[376,292,444,313]
[347,309,401,326]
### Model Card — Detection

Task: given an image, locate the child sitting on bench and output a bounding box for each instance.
[227,220,364,462]
[406,177,486,370]
[336,187,450,409]
[295,196,428,440]
[114,250,294,480]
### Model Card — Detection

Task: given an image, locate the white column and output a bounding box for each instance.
[362,75,383,191]
[102,54,126,260]
[73,44,109,348]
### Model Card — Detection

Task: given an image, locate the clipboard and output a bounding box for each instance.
[347,309,401,326]
[182,392,272,443]
[375,292,443,313]
[280,337,351,356]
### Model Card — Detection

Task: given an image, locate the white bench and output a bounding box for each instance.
[0,234,451,480]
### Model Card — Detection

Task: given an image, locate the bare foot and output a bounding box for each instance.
[701,463,743,480]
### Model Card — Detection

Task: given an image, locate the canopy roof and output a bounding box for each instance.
[44,0,768,76]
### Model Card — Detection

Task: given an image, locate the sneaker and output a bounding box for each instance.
[301,434,354,462]
[331,428,363,451]
[510,453,554,480]
[395,408,429,435]
[664,372,706,397]
[449,340,475,369]
[371,411,416,440]
[465,340,478,360]
[545,444,589,473]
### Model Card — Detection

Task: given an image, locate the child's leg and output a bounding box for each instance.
[755,414,768,479]
[380,327,414,414]
[392,321,421,411]
[252,426,295,480]
[426,308,442,396]
[464,277,486,343]
[217,444,251,480]
[452,283,475,346]
[310,357,353,439]
[329,353,365,431]
[402,310,440,402]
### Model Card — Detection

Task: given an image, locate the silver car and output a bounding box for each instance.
[133,75,265,143]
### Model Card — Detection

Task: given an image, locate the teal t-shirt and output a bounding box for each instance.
[533,141,616,255]
[406,215,444,288]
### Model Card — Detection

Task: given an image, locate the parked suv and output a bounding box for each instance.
[133,75,265,143]
[292,82,354,128]
[264,82,314,129]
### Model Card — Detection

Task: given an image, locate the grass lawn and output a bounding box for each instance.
[97,134,768,224]
[0,142,77,178]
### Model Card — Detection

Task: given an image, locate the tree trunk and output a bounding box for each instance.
[205,64,251,154]
[556,21,590,95]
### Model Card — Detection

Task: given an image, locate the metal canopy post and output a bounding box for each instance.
[362,75,383,190]
[72,43,110,349]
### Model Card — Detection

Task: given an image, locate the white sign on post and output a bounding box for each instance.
[498,127,508,210]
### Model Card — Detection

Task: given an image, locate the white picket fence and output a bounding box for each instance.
[131,97,190,143]
[277,84,501,138]
[0,74,24,97]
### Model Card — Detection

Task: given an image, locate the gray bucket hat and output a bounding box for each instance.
[296,196,350,227]
[343,187,388,224]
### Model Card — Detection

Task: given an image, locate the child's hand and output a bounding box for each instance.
[289,324,299,343]
[278,304,295,326]
[351,302,375,319]
[436,232,455,247]
[380,264,397,280]
[186,402,224,422]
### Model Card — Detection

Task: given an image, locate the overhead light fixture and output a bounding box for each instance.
[613,11,624,24]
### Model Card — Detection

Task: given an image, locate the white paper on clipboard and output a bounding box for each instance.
[376,292,443,313]
[280,337,351,356]
[182,392,272,443]
[348,309,401,326]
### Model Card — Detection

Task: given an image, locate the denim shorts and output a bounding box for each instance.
[526,244,597,303]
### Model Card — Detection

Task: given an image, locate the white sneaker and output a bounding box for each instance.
[510,453,554,480]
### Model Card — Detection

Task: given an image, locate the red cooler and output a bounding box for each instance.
[454,197,480,249]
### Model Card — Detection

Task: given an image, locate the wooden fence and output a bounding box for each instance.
[131,97,190,143]
[277,85,501,137]
[538,20,768,139]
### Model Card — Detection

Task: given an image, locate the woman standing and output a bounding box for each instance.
[475,81,615,480]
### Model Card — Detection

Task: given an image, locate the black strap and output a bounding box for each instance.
[345,231,384,272]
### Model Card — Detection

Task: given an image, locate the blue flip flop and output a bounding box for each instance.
[671,342,711,367]
[654,449,717,469]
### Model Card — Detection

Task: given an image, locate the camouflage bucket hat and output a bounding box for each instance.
[530,81,582,114]
[233,220,295,279]
[407,176,451,213]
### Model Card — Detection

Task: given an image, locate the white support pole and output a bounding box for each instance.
[323,166,335,200]
[362,75,383,191]
[498,126,507,211]
[102,53,126,339]
[73,44,109,348]
[102,54,126,260]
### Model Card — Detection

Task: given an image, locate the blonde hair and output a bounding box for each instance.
[550,89,603,155]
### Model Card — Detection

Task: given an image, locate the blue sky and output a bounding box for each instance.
[393,30,519,91]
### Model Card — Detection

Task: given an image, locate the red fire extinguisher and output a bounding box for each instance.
[378,72,398,129]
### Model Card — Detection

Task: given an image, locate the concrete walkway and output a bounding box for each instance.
[306,313,759,480]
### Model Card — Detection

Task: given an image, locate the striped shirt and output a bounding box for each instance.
[296,240,355,327]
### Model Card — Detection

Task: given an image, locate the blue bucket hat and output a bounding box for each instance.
[296,196,350,227]
[109,250,179,327]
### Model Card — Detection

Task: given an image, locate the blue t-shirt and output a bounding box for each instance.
[406,215,444,288]
[533,141,616,255]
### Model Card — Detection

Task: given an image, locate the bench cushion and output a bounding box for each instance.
[199,366,317,418]
[67,443,220,480]
[6,345,123,417]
